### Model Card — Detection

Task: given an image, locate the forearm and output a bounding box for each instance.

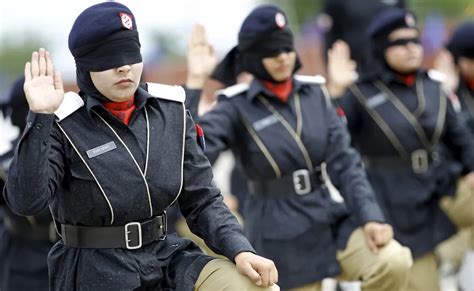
[4,113,60,215]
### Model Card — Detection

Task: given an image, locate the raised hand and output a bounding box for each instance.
[186,23,218,89]
[24,48,64,114]
[433,49,459,93]
[327,40,357,98]
[234,252,278,287]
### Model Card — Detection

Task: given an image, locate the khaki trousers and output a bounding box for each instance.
[195,258,279,291]
[406,177,474,290]
[291,228,413,291]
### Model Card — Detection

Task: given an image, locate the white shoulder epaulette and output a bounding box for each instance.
[54,92,84,121]
[147,82,186,103]
[215,83,249,98]
[427,69,447,83]
[294,74,326,84]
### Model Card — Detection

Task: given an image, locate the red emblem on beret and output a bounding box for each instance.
[120,13,133,30]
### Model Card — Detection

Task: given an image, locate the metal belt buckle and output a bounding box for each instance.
[293,169,311,195]
[411,149,429,174]
[125,222,142,250]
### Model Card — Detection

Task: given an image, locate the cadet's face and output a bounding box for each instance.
[384,28,423,73]
[262,51,296,82]
[90,62,143,102]
[459,57,474,79]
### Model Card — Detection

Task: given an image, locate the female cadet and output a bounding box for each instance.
[189,4,412,291]
[3,2,278,290]
[331,8,474,291]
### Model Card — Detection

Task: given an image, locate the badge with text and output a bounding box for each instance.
[86,141,117,159]
[253,115,279,131]
[366,93,388,109]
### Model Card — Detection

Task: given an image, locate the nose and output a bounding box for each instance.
[117,64,131,73]
[276,52,289,61]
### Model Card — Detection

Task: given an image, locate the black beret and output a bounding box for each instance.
[239,5,290,37]
[447,21,474,59]
[68,2,142,71]
[366,8,417,39]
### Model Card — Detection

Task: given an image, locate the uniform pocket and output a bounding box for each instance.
[69,161,95,181]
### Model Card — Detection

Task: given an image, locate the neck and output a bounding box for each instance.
[103,95,136,125]
[395,71,417,87]
[261,79,293,102]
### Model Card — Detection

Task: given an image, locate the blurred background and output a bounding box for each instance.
[0,0,473,98]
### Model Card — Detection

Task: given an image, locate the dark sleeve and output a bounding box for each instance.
[3,113,65,216]
[178,112,254,261]
[443,99,474,173]
[184,87,201,118]
[324,98,385,225]
[195,98,239,163]
[333,90,362,135]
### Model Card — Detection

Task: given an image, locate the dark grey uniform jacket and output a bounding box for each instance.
[337,71,474,258]
[4,84,254,291]
[191,76,385,289]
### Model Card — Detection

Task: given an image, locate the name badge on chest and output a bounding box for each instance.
[86,141,117,159]
[366,93,388,109]
[253,115,279,131]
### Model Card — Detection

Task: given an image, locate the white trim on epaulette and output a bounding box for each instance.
[294,74,326,84]
[147,82,186,103]
[54,92,84,121]
[428,69,447,83]
[215,83,249,98]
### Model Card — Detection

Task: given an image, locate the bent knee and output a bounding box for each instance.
[376,240,413,276]
[195,259,279,291]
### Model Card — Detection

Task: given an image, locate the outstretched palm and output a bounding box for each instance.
[187,23,218,81]
[24,48,64,114]
[327,40,357,98]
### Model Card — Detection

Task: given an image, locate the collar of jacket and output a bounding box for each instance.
[245,77,304,102]
[379,69,426,86]
[83,85,159,122]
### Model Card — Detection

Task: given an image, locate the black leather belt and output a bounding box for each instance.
[61,213,167,249]
[249,167,326,197]
[363,149,440,174]
[4,215,58,242]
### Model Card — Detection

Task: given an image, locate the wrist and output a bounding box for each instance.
[326,83,347,98]
[186,75,207,89]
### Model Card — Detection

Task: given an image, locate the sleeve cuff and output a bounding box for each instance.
[24,112,55,140]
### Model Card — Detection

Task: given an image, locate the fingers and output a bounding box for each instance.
[365,233,378,253]
[24,62,32,82]
[242,263,263,286]
[31,51,39,77]
[189,23,206,48]
[28,48,53,78]
[46,50,54,77]
[39,48,47,76]
[54,71,64,92]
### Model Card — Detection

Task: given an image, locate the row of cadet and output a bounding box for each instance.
[1,1,474,291]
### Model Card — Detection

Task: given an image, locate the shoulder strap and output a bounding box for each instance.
[349,84,409,160]
[146,82,186,103]
[215,83,249,99]
[54,92,84,121]
[294,74,326,84]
